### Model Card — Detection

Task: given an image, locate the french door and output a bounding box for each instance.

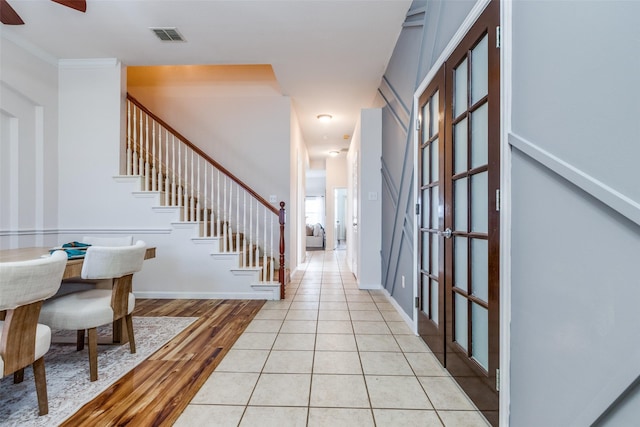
[417,67,446,364]
[417,1,500,423]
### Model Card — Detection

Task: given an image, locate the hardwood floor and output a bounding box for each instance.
[60,299,264,427]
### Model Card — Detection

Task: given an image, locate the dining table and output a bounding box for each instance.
[0,245,156,344]
[0,246,156,279]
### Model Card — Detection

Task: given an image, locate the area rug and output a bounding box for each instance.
[0,316,197,427]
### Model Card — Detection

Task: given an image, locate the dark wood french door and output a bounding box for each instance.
[417,66,446,364]
[417,1,500,424]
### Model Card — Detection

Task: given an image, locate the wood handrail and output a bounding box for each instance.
[127,93,278,216]
[127,93,286,294]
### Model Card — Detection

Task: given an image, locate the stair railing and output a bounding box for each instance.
[126,94,286,296]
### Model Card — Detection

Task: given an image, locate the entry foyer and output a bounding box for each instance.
[174,249,490,426]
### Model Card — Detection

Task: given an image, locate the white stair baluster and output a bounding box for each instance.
[249,199,253,267]
[270,214,274,282]
[177,139,182,211]
[263,206,267,282]
[133,106,139,175]
[223,176,227,251]
[164,129,169,206]
[138,109,144,177]
[196,155,201,223]
[190,149,195,221]
[145,114,150,191]
[157,123,162,193]
[229,182,233,251]
[203,160,207,236]
[210,165,214,237]
[242,192,246,268]
[171,135,176,206]
[127,101,132,175]
[256,200,260,270]
[216,170,220,238]
[236,186,240,258]
[153,120,158,191]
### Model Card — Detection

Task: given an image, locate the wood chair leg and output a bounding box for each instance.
[77,329,85,351]
[33,357,49,416]
[125,314,136,354]
[13,368,24,384]
[88,328,98,382]
[112,318,122,343]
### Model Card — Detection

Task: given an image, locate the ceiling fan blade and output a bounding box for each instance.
[1,0,25,25]
[51,0,86,13]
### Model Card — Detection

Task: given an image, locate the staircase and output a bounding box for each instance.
[121,94,286,299]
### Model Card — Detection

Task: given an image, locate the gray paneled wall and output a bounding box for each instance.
[379,0,475,318]
[509,0,640,425]
[380,0,640,424]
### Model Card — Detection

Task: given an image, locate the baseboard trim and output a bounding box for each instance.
[134,291,278,300]
[382,288,416,335]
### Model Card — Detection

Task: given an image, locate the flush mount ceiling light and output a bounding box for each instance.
[317,114,332,123]
[329,150,340,156]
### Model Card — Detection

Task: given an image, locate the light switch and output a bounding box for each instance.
[269,195,277,203]
[368,192,378,201]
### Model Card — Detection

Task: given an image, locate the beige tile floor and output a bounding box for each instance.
[174,250,490,427]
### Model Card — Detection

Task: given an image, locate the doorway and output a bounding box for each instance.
[416,1,500,423]
[334,187,347,250]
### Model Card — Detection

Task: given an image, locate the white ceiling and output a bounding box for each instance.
[1,0,411,160]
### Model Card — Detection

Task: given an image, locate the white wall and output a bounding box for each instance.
[359,109,382,289]
[127,71,291,208]
[508,1,640,425]
[58,60,127,229]
[347,109,382,289]
[290,108,308,273]
[0,35,59,249]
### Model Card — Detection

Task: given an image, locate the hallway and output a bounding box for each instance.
[174,250,490,426]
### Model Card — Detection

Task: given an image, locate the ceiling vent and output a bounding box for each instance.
[150,27,186,42]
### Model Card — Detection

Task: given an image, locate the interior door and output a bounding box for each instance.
[416,2,500,424]
[417,67,446,364]
[444,2,500,422]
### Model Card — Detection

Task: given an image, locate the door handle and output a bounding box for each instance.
[438,228,453,239]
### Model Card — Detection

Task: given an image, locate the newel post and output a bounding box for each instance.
[279,201,286,299]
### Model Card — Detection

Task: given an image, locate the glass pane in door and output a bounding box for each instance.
[431,186,439,228]
[430,279,439,324]
[471,34,488,104]
[422,102,430,141]
[471,172,488,233]
[454,59,468,118]
[471,103,488,168]
[471,239,488,301]
[430,91,439,137]
[454,118,468,174]
[454,237,468,292]
[422,189,430,227]
[472,303,489,370]
[421,274,430,315]
[454,293,468,351]
[421,146,430,185]
[431,233,439,276]
[430,139,439,181]
[421,231,430,271]
[454,178,467,231]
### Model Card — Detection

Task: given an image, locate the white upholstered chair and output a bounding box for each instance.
[0,250,67,415]
[58,235,135,293]
[39,240,146,381]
